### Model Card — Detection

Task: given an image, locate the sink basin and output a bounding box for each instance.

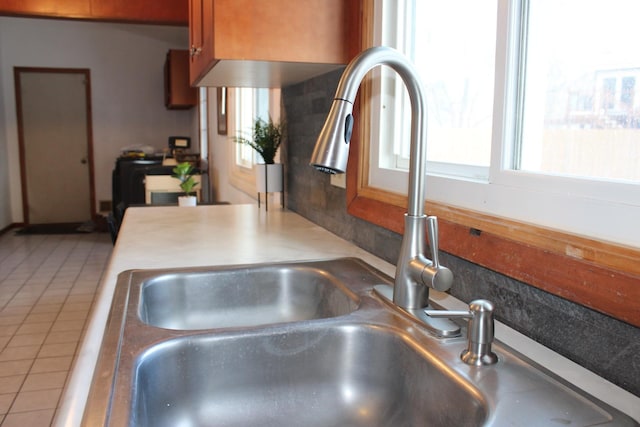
[84,258,639,427]
[131,324,487,427]
[137,262,360,330]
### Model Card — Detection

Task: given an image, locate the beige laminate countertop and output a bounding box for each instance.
[54,205,640,426]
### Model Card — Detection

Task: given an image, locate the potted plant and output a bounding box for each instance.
[234,117,285,196]
[172,162,198,206]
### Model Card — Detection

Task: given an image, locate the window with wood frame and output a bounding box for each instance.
[348,0,640,327]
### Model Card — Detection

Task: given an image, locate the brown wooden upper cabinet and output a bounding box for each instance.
[0,0,188,25]
[188,0,361,88]
[165,50,198,109]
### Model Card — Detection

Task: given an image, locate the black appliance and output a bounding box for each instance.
[112,157,175,213]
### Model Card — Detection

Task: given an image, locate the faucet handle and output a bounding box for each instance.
[423,216,453,292]
[427,216,441,267]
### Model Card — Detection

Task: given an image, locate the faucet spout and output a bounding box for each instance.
[311,46,453,311]
[311,46,427,216]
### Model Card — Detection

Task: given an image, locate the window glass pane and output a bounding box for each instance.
[235,88,254,168]
[234,88,270,168]
[199,87,208,159]
[378,0,497,174]
[518,0,640,182]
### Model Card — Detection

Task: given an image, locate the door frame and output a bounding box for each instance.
[14,67,96,225]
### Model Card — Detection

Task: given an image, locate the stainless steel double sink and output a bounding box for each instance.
[83,258,637,426]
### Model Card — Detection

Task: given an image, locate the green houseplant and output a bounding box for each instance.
[233,117,284,165]
[172,162,198,206]
[234,117,285,209]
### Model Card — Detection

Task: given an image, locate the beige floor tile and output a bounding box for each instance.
[47,283,73,290]
[54,311,87,323]
[14,322,50,336]
[40,285,70,294]
[1,232,112,424]
[40,287,69,295]
[64,294,94,304]
[36,295,67,304]
[10,295,40,305]
[12,292,41,301]
[0,325,18,338]
[0,316,25,327]
[61,302,90,312]
[29,357,72,374]
[23,312,58,324]
[21,371,67,392]
[30,304,62,314]
[37,342,77,358]
[0,375,25,394]
[0,345,40,362]
[9,388,61,413]
[0,393,16,415]
[49,320,83,332]
[3,298,37,308]
[6,333,46,348]
[68,286,96,295]
[19,286,46,294]
[44,330,82,345]
[0,307,30,317]
[2,408,55,427]
[0,360,32,377]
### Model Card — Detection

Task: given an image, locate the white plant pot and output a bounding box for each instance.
[256,163,284,193]
[178,195,197,207]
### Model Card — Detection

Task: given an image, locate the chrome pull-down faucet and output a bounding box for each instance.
[311,47,461,335]
[310,46,453,310]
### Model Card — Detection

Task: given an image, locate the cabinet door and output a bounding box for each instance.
[187,0,361,87]
[189,0,214,85]
[165,50,197,109]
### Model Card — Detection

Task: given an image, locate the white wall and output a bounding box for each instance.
[206,87,258,205]
[0,17,196,226]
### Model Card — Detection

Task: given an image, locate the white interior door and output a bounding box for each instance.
[17,70,92,224]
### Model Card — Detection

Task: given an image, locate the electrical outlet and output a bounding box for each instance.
[330,173,346,189]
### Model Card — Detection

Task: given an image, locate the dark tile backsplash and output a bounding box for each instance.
[282,68,640,397]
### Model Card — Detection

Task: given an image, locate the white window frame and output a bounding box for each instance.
[367,0,640,248]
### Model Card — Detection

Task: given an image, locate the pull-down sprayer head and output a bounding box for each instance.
[310,98,354,174]
[309,46,428,216]
[309,47,406,176]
